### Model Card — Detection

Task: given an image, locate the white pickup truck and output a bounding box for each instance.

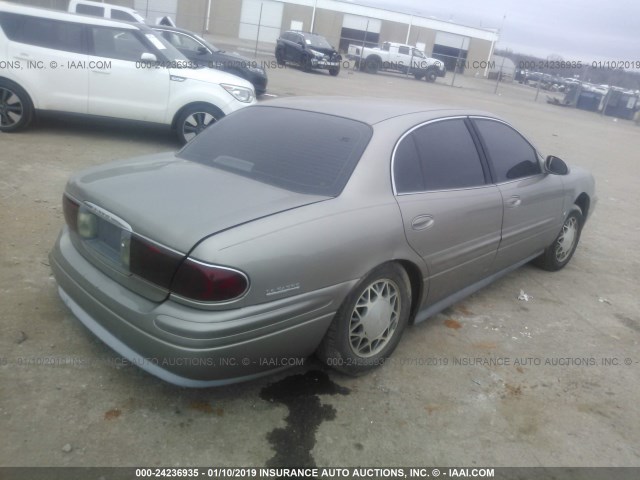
[347,42,445,81]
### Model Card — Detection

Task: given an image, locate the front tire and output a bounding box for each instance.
[534,209,583,271]
[176,103,223,144]
[275,48,285,66]
[302,55,313,73]
[317,263,411,375]
[329,66,340,76]
[0,80,34,132]
[425,68,438,82]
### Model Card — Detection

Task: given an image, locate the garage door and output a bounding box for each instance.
[339,14,381,52]
[239,0,283,44]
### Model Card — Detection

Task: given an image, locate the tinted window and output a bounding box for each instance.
[474,119,541,182]
[0,14,84,53]
[0,13,22,40]
[161,31,202,52]
[111,10,137,22]
[76,4,105,16]
[411,119,486,190]
[178,107,373,197]
[393,134,424,194]
[91,27,147,61]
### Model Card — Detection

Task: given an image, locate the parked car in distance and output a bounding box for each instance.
[0,2,256,143]
[348,41,445,81]
[50,96,596,387]
[276,30,341,75]
[153,25,268,95]
[68,0,145,23]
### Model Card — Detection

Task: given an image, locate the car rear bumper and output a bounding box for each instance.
[50,228,354,387]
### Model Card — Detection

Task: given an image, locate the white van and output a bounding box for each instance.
[68,0,145,23]
[0,2,256,143]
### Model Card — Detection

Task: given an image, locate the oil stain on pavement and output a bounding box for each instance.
[260,370,350,468]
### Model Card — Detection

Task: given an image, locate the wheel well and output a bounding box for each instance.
[574,193,590,221]
[0,77,35,107]
[366,55,381,64]
[396,260,424,324]
[171,102,224,130]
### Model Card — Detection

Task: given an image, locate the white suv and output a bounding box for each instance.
[0,2,256,143]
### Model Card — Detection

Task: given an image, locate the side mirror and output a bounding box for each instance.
[545,155,569,175]
[197,46,208,55]
[140,52,158,63]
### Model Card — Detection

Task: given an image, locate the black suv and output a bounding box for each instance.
[275,31,341,76]
[153,25,268,94]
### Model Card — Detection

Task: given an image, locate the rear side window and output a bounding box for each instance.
[395,119,486,192]
[76,4,105,17]
[177,107,373,197]
[473,119,541,182]
[0,13,84,54]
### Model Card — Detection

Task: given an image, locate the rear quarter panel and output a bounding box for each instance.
[187,122,429,310]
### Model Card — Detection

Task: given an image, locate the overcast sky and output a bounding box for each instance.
[345,0,640,62]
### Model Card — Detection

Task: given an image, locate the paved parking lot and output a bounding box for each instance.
[1,54,639,468]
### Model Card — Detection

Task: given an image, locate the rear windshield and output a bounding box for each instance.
[177,107,372,197]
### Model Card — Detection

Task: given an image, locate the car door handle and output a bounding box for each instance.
[91,70,110,75]
[506,196,522,208]
[411,215,434,231]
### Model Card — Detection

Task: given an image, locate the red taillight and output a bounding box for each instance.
[170,259,249,302]
[129,235,182,289]
[63,195,79,232]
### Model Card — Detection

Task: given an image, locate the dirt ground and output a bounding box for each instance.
[1,50,639,469]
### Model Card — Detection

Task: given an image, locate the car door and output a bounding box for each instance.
[396,45,411,71]
[393,118,503,305]
[86,26,169,123]
[470,117,565,271]
[3,14,89,113]
[290,33,305,64]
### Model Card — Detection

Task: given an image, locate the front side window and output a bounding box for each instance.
[159,31,202,53]
[398,46,410,55]
[91,27,148,61]
[473,119,541,182]
[394,119,486,193]
[177,107,373,197]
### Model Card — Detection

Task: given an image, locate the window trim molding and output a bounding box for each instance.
[468,115,544,185]
[391,115,491,196]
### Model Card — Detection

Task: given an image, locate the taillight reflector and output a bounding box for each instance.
[171,259,249,302]
[129,235,183,290]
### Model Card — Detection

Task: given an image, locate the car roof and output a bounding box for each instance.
[255,96,499,126]
[0,0,140,29]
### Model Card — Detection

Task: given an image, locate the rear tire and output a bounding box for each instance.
[0,80,34,132]
[175,103,224,144]
[533,209,583,271]
[329,66,340,76]
[317,263,411,376]
[365,57,380,74]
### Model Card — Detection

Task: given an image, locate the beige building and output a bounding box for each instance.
[11,0,499,76]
